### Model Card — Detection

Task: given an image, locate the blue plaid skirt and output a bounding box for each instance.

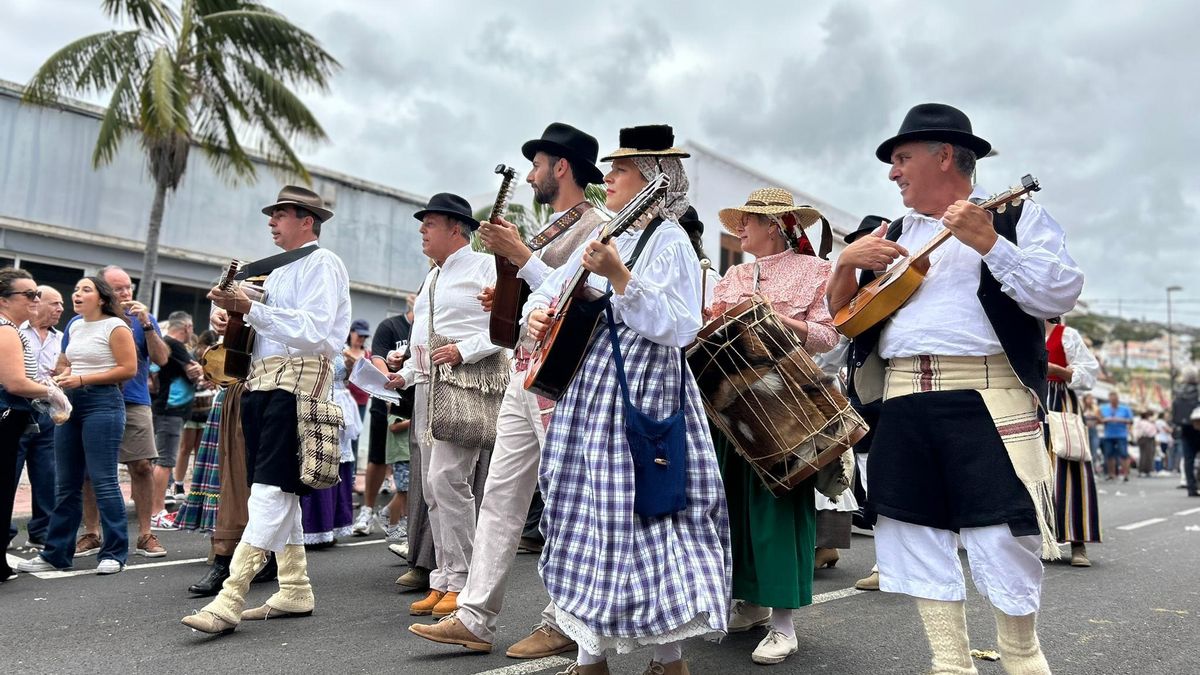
[175,388,224,532]
[538,322,731,654]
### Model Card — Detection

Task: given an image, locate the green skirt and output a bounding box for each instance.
[714,424,815,609]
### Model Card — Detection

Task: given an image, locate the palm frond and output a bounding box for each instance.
[101,0,178,35]
[140,46,189,136]
[196,9,339,86]
[247,102,310,182]
[229,56,326,141]
[22,30,143,104]
[92,69,138,166]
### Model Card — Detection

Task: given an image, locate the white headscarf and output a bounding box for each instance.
[631,156,691,223]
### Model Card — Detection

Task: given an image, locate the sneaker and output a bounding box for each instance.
[75,532,102,557]
[389,542,410,559]
[384,520,407,544]
[135,533,167,558]
[164,487,176,507]
[16,556,62,573]
[728,600,772,633]
[150,510,178,531]
[751,630,799,665]
[96,559,124,575]
[22,538,46,551]
[380,475,395,494]
[351,506,374,536]
[173,483,187,501]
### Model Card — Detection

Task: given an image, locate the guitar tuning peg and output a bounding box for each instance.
[1011,197,1022,207]
[996,203,1007,214]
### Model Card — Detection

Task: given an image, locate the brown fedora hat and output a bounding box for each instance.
[261,185,334,222]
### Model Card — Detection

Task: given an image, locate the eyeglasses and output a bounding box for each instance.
[2,289,42,300]
[111,284,136,294]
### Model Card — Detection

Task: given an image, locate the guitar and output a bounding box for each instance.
[484,164,524,349]
[523,174,670,400]
[833,174,1042,338]
[198,259,255,385]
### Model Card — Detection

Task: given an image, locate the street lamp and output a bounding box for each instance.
[1167,285,1183,395]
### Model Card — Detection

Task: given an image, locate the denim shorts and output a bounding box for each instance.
[391,461,410,492]
[1101,437,1129,460]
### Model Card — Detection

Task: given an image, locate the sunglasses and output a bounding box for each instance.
[2,289,42,300]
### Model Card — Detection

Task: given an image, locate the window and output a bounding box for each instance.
[719,233,744,274]
[157,282,213,334]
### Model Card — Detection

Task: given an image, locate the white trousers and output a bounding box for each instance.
[421,402,486,593]
[241,483,304,553]
[875,516,1043,616]
[457,375,558,640]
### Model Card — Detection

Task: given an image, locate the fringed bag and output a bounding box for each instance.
[427,332,509,450]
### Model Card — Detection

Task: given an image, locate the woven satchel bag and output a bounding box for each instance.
[291,357,345,490]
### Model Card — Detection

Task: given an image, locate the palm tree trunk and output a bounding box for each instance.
[137,176,169,306]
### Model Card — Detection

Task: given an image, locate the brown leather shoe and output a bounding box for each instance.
[431,590,459,617]
[855,570,880,591]
[241,603,313,621]
[1070,543,1091,567]
[181,610,237,635]
[409,615,492,653]
[814,547,839,570]
[507,621,577,658]
[410,589,445,616]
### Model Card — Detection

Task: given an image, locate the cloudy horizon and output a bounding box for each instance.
[4,0,1198,326]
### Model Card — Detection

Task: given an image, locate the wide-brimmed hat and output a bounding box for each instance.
[601,125,690,161]
[413,192,480,230]
[844,215,889,244]
[718,188,823,235]
[875,103,991,163]
[261,185,333,222]
[521,122,605,186]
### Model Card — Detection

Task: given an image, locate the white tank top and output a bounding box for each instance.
[65,316,130,376]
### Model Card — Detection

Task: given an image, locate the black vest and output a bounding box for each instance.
[847,203,1048,404]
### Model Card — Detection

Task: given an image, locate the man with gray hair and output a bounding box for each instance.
[10,285,65,550]
[385,192,503,619]
[1172,366,1200,497]
[149,310,203,527]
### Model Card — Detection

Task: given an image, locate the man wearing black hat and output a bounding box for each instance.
[410,123,608,658]
[385,192,505,621]
[826,104,1084,674]
[183,185,351,634]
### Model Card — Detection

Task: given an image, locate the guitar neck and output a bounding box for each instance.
[909,175,1042,265]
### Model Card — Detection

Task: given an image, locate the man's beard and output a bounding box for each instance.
[532,175,560,206]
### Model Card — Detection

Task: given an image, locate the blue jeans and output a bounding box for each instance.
[9,413,57,543]
[41,385,128,568]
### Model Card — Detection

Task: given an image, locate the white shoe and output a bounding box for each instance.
[728,600,772,633]
[96,559,125,575]
[389,542,409,559]
[751,630,798,665]
[351,506,374,536]
[384,519,407,543]
[16,556,61,573]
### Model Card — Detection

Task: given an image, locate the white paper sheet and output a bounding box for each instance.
[349,356,402,404]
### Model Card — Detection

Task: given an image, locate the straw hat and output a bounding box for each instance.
[600,125,690,161]
[718,187,824,235]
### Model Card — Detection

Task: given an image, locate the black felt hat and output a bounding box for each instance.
[521,122,605,186]
[413,193,480,230]
[875,103,991,163]
[601,124,690,161]
[844,215,890,244]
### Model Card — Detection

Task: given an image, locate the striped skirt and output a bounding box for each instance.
[1048,381,1101,543]
[174,388,225,532]
[538,322,731,655]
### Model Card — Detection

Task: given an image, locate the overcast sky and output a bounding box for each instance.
[4,0,1198,325]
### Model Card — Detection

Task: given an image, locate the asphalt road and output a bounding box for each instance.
[3,476,1198,674]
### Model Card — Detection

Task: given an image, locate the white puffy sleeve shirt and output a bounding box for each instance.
[397,246,500,388]
[523,220,703,348]
[1062,326,1100,392]
[245,243,352,361]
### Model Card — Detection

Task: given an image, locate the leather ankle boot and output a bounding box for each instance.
[188,556,231,597]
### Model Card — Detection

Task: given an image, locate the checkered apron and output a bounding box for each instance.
[538,321,731,653]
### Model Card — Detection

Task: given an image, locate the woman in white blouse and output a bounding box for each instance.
[18,276,136,575]
[1045,318,1102,567]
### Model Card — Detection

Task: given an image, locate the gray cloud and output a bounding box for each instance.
[1,0,1197,323]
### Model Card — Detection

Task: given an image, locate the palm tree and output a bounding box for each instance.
[22,0,339,304]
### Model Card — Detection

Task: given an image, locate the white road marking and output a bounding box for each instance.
[1174,507,1200,516]
[472,657,573,675]
[11,556,208,580]
[468,587,868,675]
[337,538,388,548]
[1116,517,1168,531]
